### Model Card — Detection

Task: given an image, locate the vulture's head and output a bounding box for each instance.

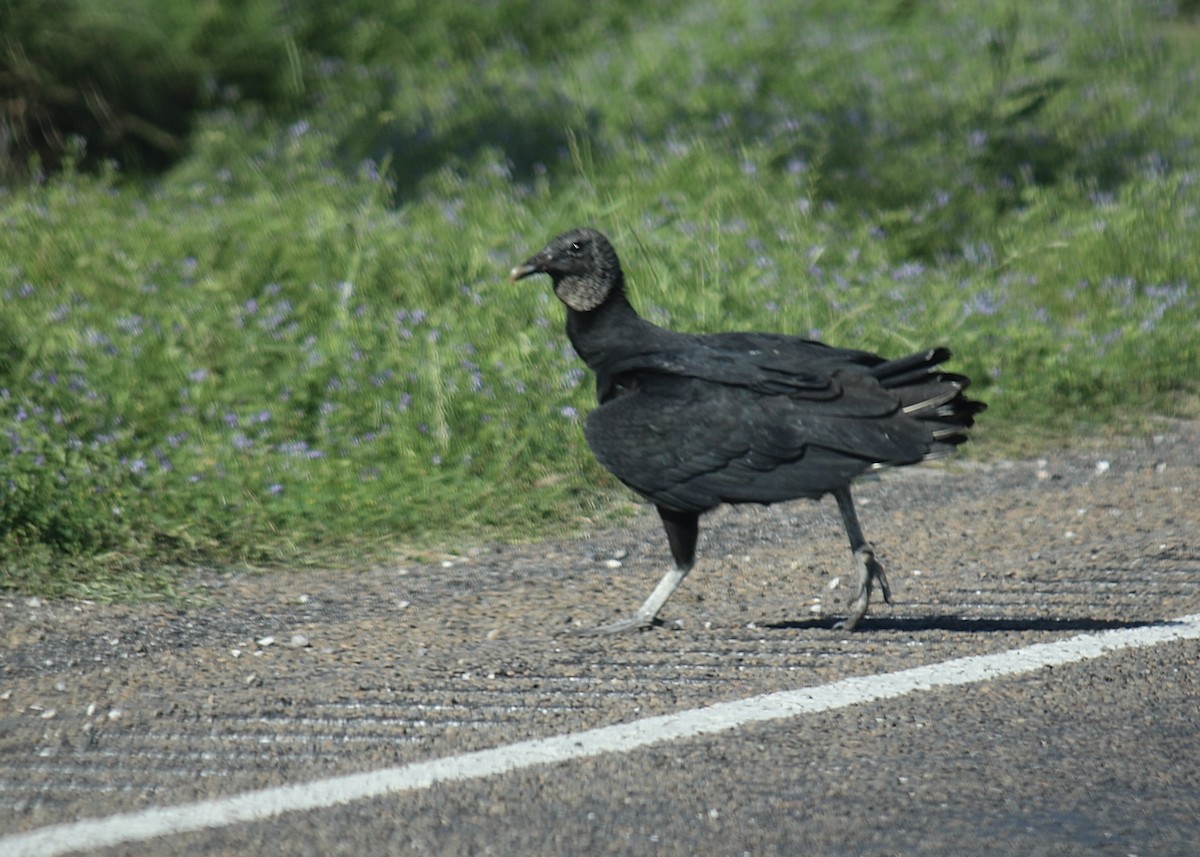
[509,227,623,312]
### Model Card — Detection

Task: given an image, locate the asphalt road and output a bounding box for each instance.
[2,420,1198,856]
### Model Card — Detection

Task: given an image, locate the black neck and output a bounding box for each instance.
[564,285,656,370]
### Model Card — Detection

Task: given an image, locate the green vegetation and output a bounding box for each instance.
[2,0,1198,598]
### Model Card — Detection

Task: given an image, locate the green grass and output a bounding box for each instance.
[2,0,1199,598]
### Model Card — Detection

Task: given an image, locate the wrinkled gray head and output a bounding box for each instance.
[509,227,623,312]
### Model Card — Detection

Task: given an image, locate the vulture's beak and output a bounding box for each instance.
[509,263,537,282]
[509,253,545,282]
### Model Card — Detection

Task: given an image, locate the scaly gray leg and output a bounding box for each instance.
[576,506,699,636]
[832,487,892,631]
[575,563,692,635]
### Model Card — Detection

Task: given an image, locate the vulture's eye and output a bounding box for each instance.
[568,241,584,256]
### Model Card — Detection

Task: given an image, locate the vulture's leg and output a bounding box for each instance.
[832,487,892,631]
[578,507,699,635]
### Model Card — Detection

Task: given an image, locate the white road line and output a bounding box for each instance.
[6,614,1200,857]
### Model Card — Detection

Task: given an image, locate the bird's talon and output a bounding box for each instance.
[570,616,657,637]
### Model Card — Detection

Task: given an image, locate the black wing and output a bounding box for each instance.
[584,369,933,513]
[593,332,883,402]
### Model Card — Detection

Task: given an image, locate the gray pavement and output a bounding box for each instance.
[2,420,1198,855]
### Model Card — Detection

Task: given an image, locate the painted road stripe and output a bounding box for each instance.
[6,613,1200,857]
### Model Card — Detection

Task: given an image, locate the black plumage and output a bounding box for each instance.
[511,227,985,634]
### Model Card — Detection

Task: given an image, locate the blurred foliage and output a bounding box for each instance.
[0,0,297,177]
[0,0,682,179]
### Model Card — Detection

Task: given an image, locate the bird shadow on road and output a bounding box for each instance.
[764,615,1170,634]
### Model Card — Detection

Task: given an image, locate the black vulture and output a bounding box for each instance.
[510,227,985,634]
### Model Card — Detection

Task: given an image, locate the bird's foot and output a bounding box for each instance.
[570,613,659,636]
[833,545,891,631]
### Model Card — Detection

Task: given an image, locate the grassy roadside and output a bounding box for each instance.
[2,0,1198,599]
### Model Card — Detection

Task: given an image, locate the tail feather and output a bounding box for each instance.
[901,381,965,415]
[871,347,986,456]
[869,347,951,384]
